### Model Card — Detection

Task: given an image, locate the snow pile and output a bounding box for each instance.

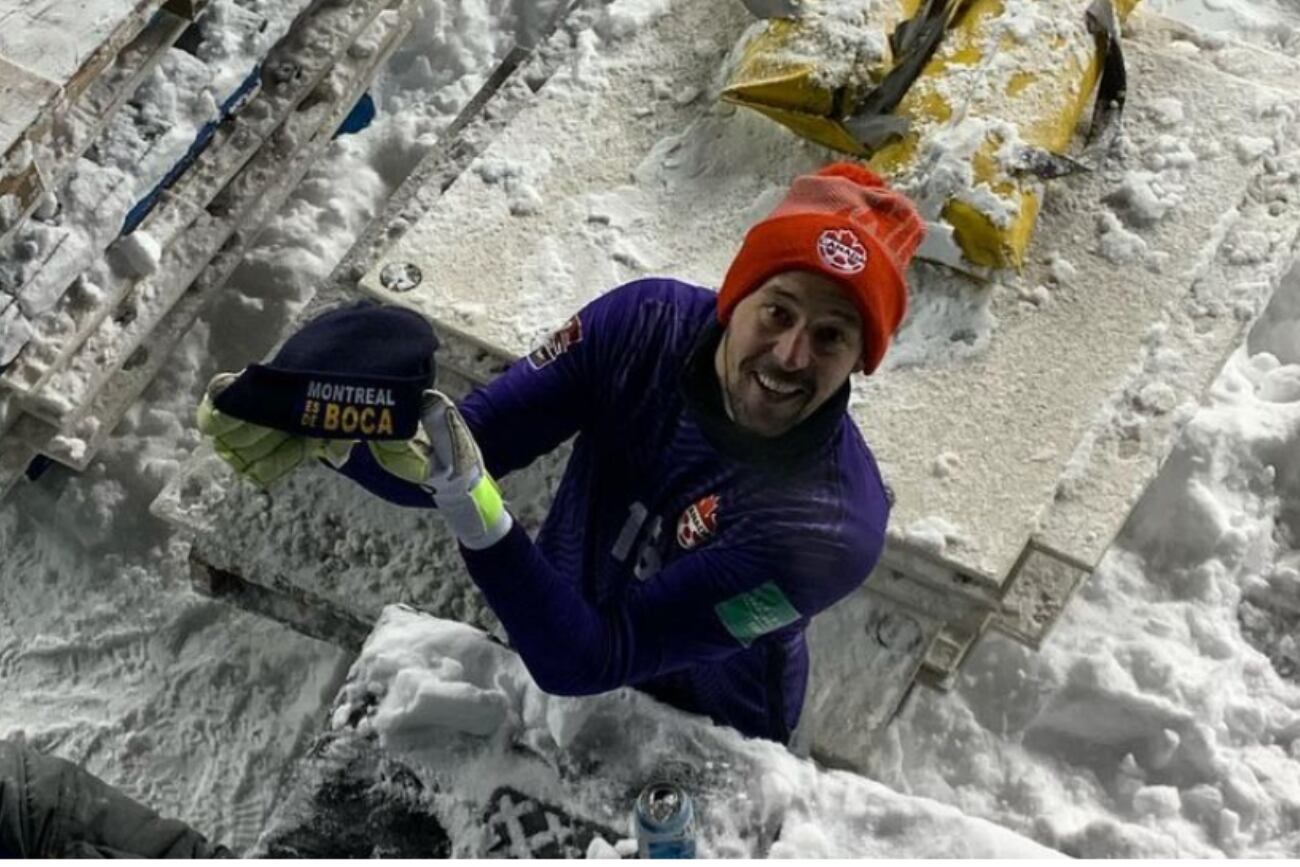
[111,230,162,278]
[595,0,674,42]
[869,278,1300,855]
[335,605,1062,858]
[1147,0,1300,54]
[0,319,351,850]
[1097,209,1151,266]
[1104,169,1186,228]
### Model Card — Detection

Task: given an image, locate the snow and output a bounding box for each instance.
[0,0,316,373]
[1097,208,1152,266]
[585,836,623,858]
[0,0,556,851]
[1147,0,1300,53]
[1105,170,1185,227]
[754,0,895,90]
[3,0,1300,858]
[111,230,162,278]
[333,605,1062,858]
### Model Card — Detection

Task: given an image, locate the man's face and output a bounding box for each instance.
[715,270,864,438]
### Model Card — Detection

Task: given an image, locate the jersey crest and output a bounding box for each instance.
[528,315,583,370]
[676,494,720,550]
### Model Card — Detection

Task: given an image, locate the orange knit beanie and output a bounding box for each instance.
[717,163,925,374]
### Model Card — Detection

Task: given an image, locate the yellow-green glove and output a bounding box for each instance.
[196,372,352,487]
[364,436,434,485]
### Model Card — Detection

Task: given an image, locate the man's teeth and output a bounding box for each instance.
[756,371,800,395]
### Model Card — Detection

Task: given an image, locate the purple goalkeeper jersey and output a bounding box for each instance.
[451,278,890,743]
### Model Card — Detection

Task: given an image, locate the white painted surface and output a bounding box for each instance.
[0,56,57,158]
[0,0,160,89]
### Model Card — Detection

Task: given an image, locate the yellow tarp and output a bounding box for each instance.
[723,0,1140,270]
[722,1,924,156]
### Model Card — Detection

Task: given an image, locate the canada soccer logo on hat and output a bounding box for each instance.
[817,228,868,275]
[677,494,720,550]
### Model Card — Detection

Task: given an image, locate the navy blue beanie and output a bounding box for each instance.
[213,302,437,440]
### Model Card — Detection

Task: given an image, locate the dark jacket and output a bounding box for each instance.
[0,738,229,858]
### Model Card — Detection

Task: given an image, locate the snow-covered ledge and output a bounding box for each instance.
[254,603,1063,858]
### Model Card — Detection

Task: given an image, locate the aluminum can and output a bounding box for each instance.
[634,781,696,858]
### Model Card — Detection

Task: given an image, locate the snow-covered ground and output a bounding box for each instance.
[3,0,1300,856]
[1,0,554,850]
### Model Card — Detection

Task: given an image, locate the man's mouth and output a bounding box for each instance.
[751,370,806,402]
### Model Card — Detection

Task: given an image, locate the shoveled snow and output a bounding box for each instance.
[111,230,162,278]
[335,605,1062,858]
[2,0,1300,858]
[875,334,1300,857]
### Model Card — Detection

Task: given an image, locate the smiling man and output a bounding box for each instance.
[201,162,924,744]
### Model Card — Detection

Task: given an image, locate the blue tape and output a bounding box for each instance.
[121,62,264,237]
[335,91,376,138]
[24,455,53,482]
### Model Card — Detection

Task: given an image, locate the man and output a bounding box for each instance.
[202,162,924,744]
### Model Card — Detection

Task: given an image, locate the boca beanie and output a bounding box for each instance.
[213,302,438,440]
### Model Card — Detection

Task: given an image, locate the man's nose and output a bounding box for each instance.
[773,327,812,370]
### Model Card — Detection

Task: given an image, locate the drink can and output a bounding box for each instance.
[634,781,696,858]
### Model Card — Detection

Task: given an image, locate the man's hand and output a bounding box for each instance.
[196,372,351,487]
[420,390,513,549]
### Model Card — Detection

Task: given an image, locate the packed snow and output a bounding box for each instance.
[326,605,1062,858]
[0,0,315,361]
[3,0,1300,857]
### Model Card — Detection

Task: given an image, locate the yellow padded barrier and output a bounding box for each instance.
[722,0,924,156]
[724,0,1139,270]
[870,0,1139,269]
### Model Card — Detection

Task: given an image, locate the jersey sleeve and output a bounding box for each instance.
[456,519,882,697]
[458,280,649,479]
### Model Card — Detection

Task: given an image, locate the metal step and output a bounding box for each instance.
[0,0,420,493]
[0,0,182,239]
[0,0,397,414]
[31,2,420,473]
[0,5,195,251]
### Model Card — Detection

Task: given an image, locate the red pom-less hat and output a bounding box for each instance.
[717,162,925,375]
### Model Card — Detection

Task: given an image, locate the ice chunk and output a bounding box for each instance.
[1148,97,1185,128]
[112,231,163,278]
[1233,135,1273,163]
[0,300,32,365]
[372,665,510,738]
[586,836,622,858]
[1097,211,1149,265]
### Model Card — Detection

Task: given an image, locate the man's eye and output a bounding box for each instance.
[762,304,792,326]
[815,327,847,348]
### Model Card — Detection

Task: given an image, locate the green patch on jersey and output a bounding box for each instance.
[715,581,801,647]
